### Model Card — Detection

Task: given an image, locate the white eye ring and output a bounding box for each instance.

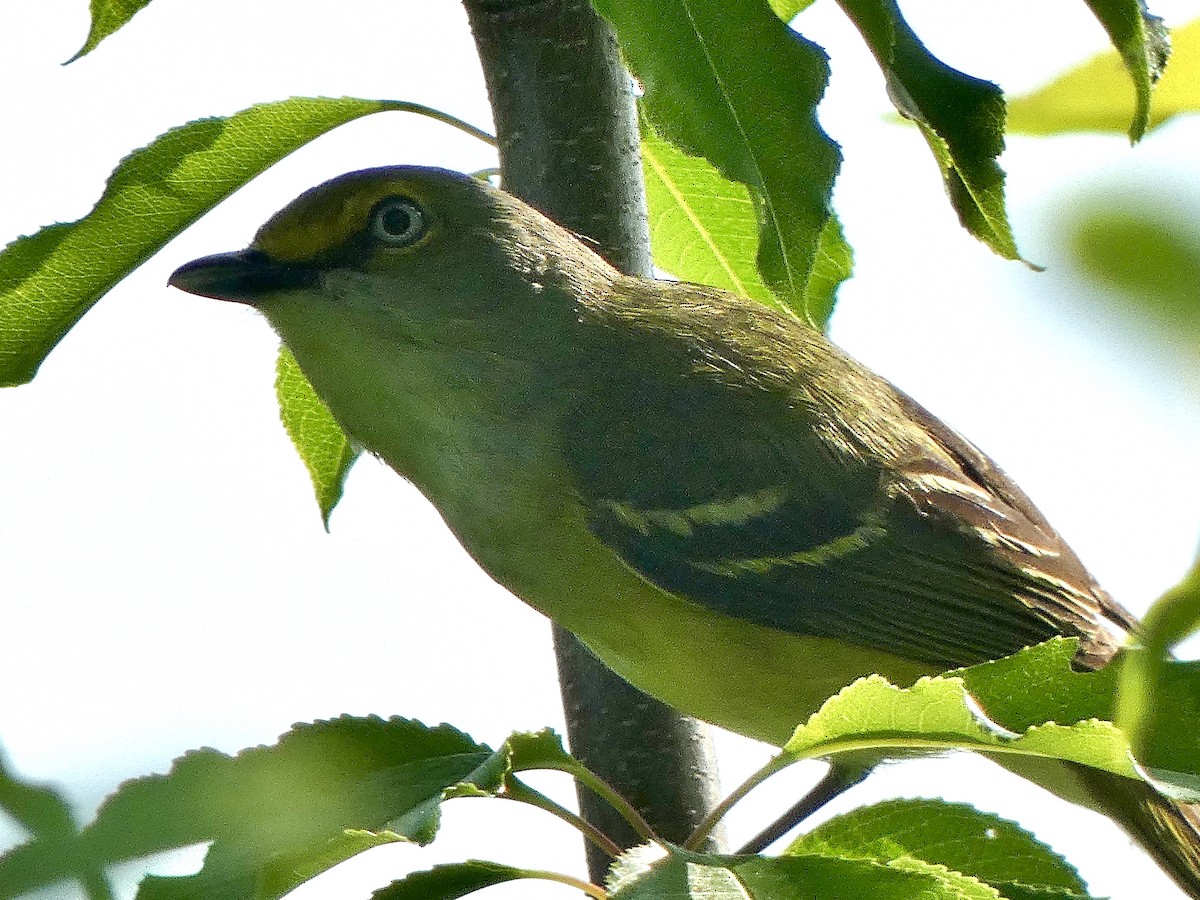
[371,198,427,246]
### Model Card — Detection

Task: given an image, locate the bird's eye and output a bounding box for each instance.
[370,197,427,247]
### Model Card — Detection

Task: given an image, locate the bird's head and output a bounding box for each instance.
[170,167,622,481]
[169,166,617,361]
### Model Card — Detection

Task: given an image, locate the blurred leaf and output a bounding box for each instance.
[594,0,847,328]
[1065,199,1200,346]
[68,0,156,61]
[792,799,1088,897]
[275,347,359,527]
[839,0,1023,262]
[1118,561,1200,799]
[0,717,492,900]
[1078,0,1172,140]
[0,98,493,387]
[1009,17,1197,136]
[0,753,111,900]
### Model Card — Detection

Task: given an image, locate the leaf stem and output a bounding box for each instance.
[504,776,626,858]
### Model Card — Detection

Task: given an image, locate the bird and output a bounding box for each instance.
[169,165,1200,896]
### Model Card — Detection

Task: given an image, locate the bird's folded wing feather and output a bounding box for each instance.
[564,288,1131,671]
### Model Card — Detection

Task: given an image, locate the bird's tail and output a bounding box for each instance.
[1079,765,1200,898]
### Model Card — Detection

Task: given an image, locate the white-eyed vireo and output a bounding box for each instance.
[169,166,1200,896]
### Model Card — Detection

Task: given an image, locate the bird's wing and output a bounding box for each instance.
[562,295,1126,671]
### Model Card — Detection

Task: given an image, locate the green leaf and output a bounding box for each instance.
[261,830,410,900]
[1118,561,1200,798]
[0,97,493,387]
[838,0,1023,262]
[607,844,998,900]
[780,641,1149,785]
[0,716,493,900]
[275,347,359,527]
[594,0,847,329]
[1078,0,1172,140]
[69,0,156,62]
[1063,197,1200,352]
[641,119,854,325]
[641,125,775,308]
[767,0,818,20]
[0,752,111,900]
[792,799,1089,897]
[1009,18,1198,136]
[371,861,556,900]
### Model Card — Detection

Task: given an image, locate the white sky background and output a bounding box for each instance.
[1,1,1199,898]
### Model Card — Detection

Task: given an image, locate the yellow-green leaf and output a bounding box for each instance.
[275,347,359,527]
[69,0,156,61]
[1009,17,1198,136]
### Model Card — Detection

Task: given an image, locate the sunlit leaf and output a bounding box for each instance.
[0,97,492,387]
[595,0,847,328]
[1009,18,1198,135]
[1078,0,1172,140]
[68,0,156,61]
[276,347,359,527]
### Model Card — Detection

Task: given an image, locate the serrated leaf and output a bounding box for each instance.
[1079,0,1172,140]
[68,0,156,62]
[0,716,492,900]
[792,799,1089,896]
[0,97,492,387]
[780,644,1147,785]
[607,844,998,900]
[1009,18,1197,136]
[594,0,847,328]
[275,347,359,526]
[839,0,1023,262]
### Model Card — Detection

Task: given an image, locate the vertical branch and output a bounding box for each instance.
[462,0,724,881]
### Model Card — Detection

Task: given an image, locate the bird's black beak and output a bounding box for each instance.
[168,249,316,304]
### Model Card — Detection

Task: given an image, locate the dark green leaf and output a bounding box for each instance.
[371,861,534,900]
[594,0,847,328]
[0,717,492,900]
[838,0,1023,262]
[275,347,359,526]
[0,97,492,387]
[0,753,111,900]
